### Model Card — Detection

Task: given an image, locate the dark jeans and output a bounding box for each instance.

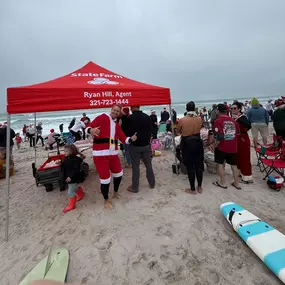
[70,130,81,142]
[36,135,44,146]
[29,135,35,147]
[129,144,155,192]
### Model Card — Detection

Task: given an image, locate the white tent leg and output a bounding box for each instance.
[5,114,11,241]
[34,113,37,166]
[169,104,179,175]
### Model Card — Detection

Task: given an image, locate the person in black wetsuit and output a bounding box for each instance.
[176,101,204,194]
[150,110,158,139]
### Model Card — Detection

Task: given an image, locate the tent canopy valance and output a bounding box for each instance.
[7,61,171,114]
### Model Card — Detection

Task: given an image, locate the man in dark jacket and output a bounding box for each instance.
[160,108,170,123]
[0,125,16,150]
[272,98,285,139]
[127,106,155,193]
[0,125,16,167]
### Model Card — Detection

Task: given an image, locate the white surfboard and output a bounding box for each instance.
[221,202,285,284]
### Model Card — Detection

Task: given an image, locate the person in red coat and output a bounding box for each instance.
[86,105,137,209]
[231,101,253,184]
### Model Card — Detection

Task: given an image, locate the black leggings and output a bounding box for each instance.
[181,136,204,191]
[100,177,122,200]
[187,167,203,191]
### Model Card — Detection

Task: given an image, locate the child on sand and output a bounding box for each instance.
[15,133,23,149]
[62,144,85,213]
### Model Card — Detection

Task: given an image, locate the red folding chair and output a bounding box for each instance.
[261,140,285,180]
[255,135,282,172]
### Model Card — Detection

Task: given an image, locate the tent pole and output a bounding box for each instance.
[5,114,11,241]
[169,104,178,175]
[34,113,37,166]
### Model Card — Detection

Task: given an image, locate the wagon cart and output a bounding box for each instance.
[32,152,66,192]
[32,139,89,192]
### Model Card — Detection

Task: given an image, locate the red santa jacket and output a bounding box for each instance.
[86,113,129,156]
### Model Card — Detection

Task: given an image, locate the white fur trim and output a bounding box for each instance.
[85,127,91,134]
[125,137,130,144]
[93,149,118,156]
[112,170,123,178]
[100,177,111,184]
[109,115,116,151]
[241,174,253,182]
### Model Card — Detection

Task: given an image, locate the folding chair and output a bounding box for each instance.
[261,140,285,180]
[255,135,282,172]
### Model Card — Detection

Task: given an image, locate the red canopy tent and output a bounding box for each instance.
[4,62,174,241]
[7,61,171,114]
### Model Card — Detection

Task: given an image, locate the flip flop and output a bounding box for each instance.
[231,182,242,190]
[212,181,228,189]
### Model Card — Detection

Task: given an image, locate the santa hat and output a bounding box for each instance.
[50,129,54,133]
[122,107,130,116]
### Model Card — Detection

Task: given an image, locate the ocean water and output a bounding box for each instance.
[1,96,272,136]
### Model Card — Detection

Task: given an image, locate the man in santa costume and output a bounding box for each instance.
[86,105,137,209]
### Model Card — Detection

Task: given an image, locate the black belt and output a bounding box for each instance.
[93,138,118,144]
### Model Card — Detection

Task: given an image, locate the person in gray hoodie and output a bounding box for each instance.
[247,97,269,147]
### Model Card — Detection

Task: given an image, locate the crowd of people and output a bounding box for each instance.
[1,96,285,211]
[176,96,285,194]
[60,97,285,211]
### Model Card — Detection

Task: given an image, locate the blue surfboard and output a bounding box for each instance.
[221,202,285,284]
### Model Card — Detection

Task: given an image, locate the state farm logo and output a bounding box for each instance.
[87,77,119,85]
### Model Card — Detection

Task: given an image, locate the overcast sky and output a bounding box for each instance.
[1,0,285,113]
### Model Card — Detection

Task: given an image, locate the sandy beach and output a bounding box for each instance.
[0,127,284,285]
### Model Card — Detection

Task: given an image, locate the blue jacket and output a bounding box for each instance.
[247,105,269,124]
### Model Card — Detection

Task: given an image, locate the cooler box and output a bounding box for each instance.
[159,123,166,133]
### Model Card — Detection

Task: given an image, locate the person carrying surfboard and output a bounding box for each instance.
[85,104,137,209]
[62,144,86,213]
